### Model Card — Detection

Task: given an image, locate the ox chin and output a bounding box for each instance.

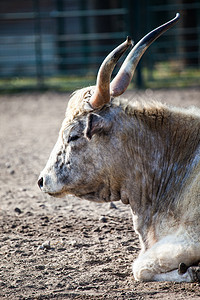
[48,191,67,198]
[47,189,101,202]
[47,185,119,203]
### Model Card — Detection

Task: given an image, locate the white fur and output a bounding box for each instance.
[133,226,200,282]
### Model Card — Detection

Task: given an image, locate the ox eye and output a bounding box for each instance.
[67,134,80,143]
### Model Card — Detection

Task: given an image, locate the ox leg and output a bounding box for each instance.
[132,234,200,282]
[152,266,200,282]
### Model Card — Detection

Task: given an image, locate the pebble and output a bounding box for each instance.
[42,240,51,249]
[14,207,22,214]
[99,216,107,223]
[0,281,6,287]
[37,245,44,250]
[39,204,46,209]
[26,211,33,216]
[19,187,27,192]
[70,240,77,247]
[109,202,117,209]
[35,265,45,271]
[37,240,51,250]
[29,194,36,199]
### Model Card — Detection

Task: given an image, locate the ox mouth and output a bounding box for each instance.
[48,191,66,198]
[47,190,96,200]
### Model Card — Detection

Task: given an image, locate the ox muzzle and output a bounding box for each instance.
[38,171,65,197]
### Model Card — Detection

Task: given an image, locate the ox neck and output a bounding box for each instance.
[120,104,200,245]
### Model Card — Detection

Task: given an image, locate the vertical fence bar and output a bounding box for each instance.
[33,0,44,88]
[80,0,89,70]
[134,0,143,88]
[146,0,154,83]
[56,0,66,73]
[125,0,144,88]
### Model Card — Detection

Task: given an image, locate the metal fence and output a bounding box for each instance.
[0,0,199,92]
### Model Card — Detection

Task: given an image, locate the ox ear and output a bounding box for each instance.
[85,113,112,140]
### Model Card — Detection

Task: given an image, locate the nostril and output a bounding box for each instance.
[38,177,44,189]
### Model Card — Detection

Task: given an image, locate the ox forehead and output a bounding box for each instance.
[38,14,200,283]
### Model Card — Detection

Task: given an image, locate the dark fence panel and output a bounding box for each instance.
[0,0,199,91]
[144,0,200,88]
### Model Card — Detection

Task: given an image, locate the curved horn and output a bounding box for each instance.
[110,13,180,97]
[89,37,132,109]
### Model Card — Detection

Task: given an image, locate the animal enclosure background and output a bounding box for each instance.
[0,0,199,92]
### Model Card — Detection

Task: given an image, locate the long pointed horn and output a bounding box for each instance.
[110,13,180,97]
[88,37,132,109]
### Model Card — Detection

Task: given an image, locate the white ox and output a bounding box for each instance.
[38,14,200,282]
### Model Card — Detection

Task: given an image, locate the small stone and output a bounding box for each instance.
[26,211,33,216]
[37,245,44,250]
[19,187,27,192]
[30,194,36,199]
[37,240,51,251]
[5,162,11,168]
[70,240,77,247]
[42,240,51,249]
[39,204,46,209]
[99,216,107,223]
[14,207,22,214]
[9,169,15,175]
[35,265,45,271]
[109,202,117,209]
[0,281,6,287]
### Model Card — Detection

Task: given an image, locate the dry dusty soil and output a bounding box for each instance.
[0,88,200,300]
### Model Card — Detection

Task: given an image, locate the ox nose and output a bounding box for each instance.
[38,177,44,190]
[38,173,63,195]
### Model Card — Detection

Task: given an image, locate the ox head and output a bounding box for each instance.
[38,14,180,202]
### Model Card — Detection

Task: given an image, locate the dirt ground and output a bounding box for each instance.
[0,88,200,300]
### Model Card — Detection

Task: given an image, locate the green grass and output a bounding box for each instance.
[143,62,200,89]
[46,76,96,92]
[0,76,96,94]
[0,64,199,93]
